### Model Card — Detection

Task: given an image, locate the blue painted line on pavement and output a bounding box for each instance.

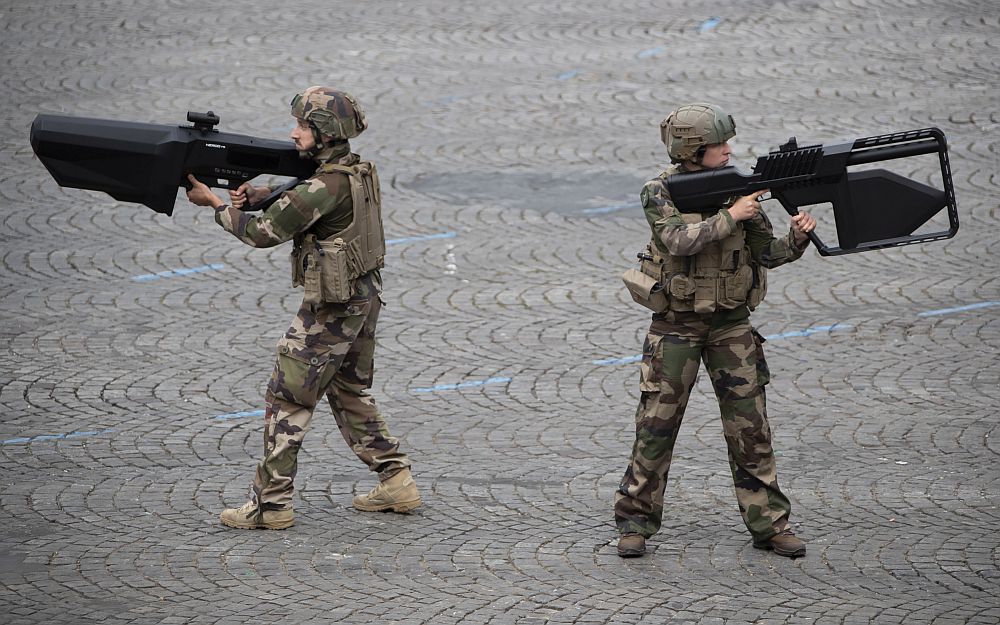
[386,231,456,245]
[917,301,1000,317]
[413,376,512,393]
[763,323,853,340]
[637,46,666,59]
[214,409,265,421]
[556,70,581,81]
[593,355,642,366]
[2,428,116,445]
[132,263,226,282]
[698,17,722,33]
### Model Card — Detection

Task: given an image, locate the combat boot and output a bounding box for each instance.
[617,533,646,558]
[753,529,806,557]
[352,468,422,513]
[219,500,294,530]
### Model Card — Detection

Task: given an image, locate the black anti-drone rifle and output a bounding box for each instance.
[29,111,314,216]
[665,128,958,256]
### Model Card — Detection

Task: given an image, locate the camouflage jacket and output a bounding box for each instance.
[641,164,808,269]
[214,143,356,247]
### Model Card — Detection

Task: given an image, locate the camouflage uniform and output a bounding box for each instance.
[215,142,409,512]
[614,164,807,543]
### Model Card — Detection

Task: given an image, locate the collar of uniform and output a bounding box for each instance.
[314,141,358,166]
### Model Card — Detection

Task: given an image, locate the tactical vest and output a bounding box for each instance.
[634,213,767,314]
[291,161,385,304]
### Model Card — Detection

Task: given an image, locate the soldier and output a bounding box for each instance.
[614,103,816,557]
[185,87,421,529]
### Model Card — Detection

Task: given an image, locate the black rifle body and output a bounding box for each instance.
[665,128,958,256]
[30,113,314,216]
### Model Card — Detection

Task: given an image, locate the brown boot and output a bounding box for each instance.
[753,529,806,557]
[219,500,294,530]
[352,468,422,513]
[617,533,646,558]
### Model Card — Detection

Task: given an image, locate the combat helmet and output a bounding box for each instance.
[660,103,736,162]
[290,86,368,148]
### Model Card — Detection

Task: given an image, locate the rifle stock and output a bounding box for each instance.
[665,128,959,256]
[29,112,315,216]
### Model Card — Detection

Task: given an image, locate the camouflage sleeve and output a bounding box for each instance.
[641,179,736,256]
[744,210,808,268]
[213,177,332,248]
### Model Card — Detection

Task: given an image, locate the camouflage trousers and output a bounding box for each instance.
[613,311,792,542]
[251,276,409,510]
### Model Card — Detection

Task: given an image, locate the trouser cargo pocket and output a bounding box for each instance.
[269,338,334,408]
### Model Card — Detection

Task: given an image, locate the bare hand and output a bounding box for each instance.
[186,174,224,208]
[727,190,767,222]
[790,211,816,245]
[229,182,265,209]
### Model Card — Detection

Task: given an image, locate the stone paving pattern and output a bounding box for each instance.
[1,1,998,623]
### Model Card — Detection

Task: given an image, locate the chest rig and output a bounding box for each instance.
[291,161,385,304]
[639,212,765,313]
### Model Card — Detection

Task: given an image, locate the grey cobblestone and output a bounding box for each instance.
[1,0,998,624]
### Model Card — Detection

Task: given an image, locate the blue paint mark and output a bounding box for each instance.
[386,232,456,246]
[698,17,722,33]
[917,301,1000,317]
[413,376,512,393]
[214,409,265,421]
[763,324,852,340]
[556,70,581,81]
[132,263,225,282]
[580,201,638,215]
[2,428,115,445]
[425,95,464,107]
[637,46,666,59]
[593,355,642,366]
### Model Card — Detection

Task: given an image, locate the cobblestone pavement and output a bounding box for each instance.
[1,1,998,623]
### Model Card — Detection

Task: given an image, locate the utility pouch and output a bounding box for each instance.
[692,276,717,314]
[317,237,353,303]
[622,268,668,312]
[667,274,696,300]
[301,249,323,305]
[718,264,753,309]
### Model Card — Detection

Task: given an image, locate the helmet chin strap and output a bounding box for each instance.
[307,124,326,158]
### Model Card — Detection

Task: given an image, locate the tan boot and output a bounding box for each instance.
[617,533,646,558]
[753,529,806,557]
[219,500,294,530]
[352,468,422,513]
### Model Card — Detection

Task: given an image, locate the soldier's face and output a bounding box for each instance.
[700,141,731,168]
[291,119,316,153]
